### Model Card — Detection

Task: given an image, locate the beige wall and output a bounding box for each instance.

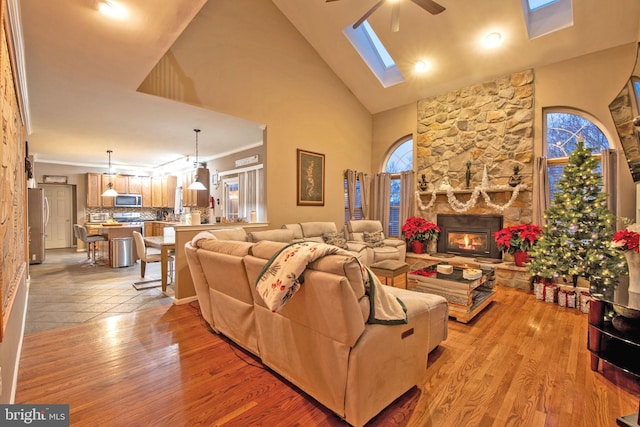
[371,43,639,226]
[140,0,372,229]
[372,103,417,172]
[535,42,638,223]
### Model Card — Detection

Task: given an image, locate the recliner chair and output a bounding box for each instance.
[345,220,406,263]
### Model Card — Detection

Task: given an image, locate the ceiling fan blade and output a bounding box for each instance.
[353,0,386,30]
[326,0,341,2]
[390,3,400,32]
[411,0,446,15]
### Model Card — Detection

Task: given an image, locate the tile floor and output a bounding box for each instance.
[25,247,174,335]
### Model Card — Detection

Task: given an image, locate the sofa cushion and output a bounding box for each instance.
[250,240,289,260]
[195,238,254,256]
[322,231,349,249]
[282,223,304,240]
[363,231,385,247]
[300,221,338,237]
[207,228,248,241]
[248,229,295,243]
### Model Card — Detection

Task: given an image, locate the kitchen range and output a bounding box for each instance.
[112,212,144,229]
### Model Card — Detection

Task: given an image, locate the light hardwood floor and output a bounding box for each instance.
[16,286,639,426]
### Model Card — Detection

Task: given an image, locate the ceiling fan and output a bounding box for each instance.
[327,0,446,32]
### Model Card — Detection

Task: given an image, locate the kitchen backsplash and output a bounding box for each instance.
[86,207,211,222]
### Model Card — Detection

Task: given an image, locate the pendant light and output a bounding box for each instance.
[102,150,118,197]
[188,129,207,191]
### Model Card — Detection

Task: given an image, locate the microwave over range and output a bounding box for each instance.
[114,194,142,208]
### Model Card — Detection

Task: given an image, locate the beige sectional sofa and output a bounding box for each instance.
[185,235,448,427]
[283,221,371,264]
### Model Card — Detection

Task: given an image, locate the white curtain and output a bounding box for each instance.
[345,169,357,220]
[372,173,391,236]
[534,156,549,225]
[358,172,370,219]
[400,171,415,227]
[237,168,264,222]
[601,148,617,214]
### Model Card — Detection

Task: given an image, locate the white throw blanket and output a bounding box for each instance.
[255,242,407,324]
[191,231,216,246]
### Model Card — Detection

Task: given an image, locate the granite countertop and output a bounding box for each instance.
[93,223,143,228]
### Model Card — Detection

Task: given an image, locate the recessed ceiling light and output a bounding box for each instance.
[414,60,431,73]
[98,0,127,20]
[483,32,503,48]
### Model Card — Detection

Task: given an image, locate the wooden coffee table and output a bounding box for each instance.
[408,261,496,323]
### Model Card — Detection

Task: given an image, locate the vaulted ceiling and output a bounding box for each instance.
[16,0,640,172]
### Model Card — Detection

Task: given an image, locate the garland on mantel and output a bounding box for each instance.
[416,184,528,213]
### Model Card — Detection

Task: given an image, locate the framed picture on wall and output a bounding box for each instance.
[43,175,68,184]
[297,149,325,206]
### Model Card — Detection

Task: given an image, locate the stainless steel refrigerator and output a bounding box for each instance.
[28,188,49,264]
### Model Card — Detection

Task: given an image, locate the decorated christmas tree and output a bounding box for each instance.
[526,139,624,288]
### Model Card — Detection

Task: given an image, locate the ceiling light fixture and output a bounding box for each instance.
[188,129,207,191]
[414,60,431,73]
[102,150,118,197]
[483,32,503,48]
[98,0,127,20]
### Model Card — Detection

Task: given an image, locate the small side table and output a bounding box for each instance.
[370,260,410,289]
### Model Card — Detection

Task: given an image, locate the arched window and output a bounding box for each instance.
[384,137,413,236]
[544,109,612,200]
[385,138,413,173]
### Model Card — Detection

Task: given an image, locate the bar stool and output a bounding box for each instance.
[76,224,107,266]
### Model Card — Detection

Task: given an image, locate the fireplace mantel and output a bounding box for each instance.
[416,184,531,220]
[415,186,533,228]
[418,187,531,196]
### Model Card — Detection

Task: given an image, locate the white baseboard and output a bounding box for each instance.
[171,295,198,305]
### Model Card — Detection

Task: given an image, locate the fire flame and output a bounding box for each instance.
[460,234,476,250]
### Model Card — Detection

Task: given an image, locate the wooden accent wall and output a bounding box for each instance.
[0,0,26,341]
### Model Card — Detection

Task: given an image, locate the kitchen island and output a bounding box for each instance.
[86,223,143,266]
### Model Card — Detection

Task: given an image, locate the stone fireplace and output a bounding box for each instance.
[436,214,503,259]
[414,69,535,236]
[409,68,536,290]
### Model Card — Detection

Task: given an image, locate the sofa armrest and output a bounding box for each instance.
[383,238,405,248]
[346,241,369,252]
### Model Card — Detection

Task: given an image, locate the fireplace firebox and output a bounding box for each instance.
[437,214,503,259]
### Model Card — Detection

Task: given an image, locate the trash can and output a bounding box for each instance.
[111,237,134,268]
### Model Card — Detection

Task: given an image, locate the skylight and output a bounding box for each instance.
[343,21,405,88]
[527,0,558,11]
[362,22,395,69]
[521,0,572,39]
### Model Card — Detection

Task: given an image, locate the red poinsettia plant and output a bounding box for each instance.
[493,223,543,255]
[401,216,440,243]
[612,224,640,252]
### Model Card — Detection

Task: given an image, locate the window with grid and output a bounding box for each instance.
[344,178,363,223]
[544,110,611,201]
[385,138,413,237]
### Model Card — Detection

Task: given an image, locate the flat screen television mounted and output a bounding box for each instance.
[609,42,640,182]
